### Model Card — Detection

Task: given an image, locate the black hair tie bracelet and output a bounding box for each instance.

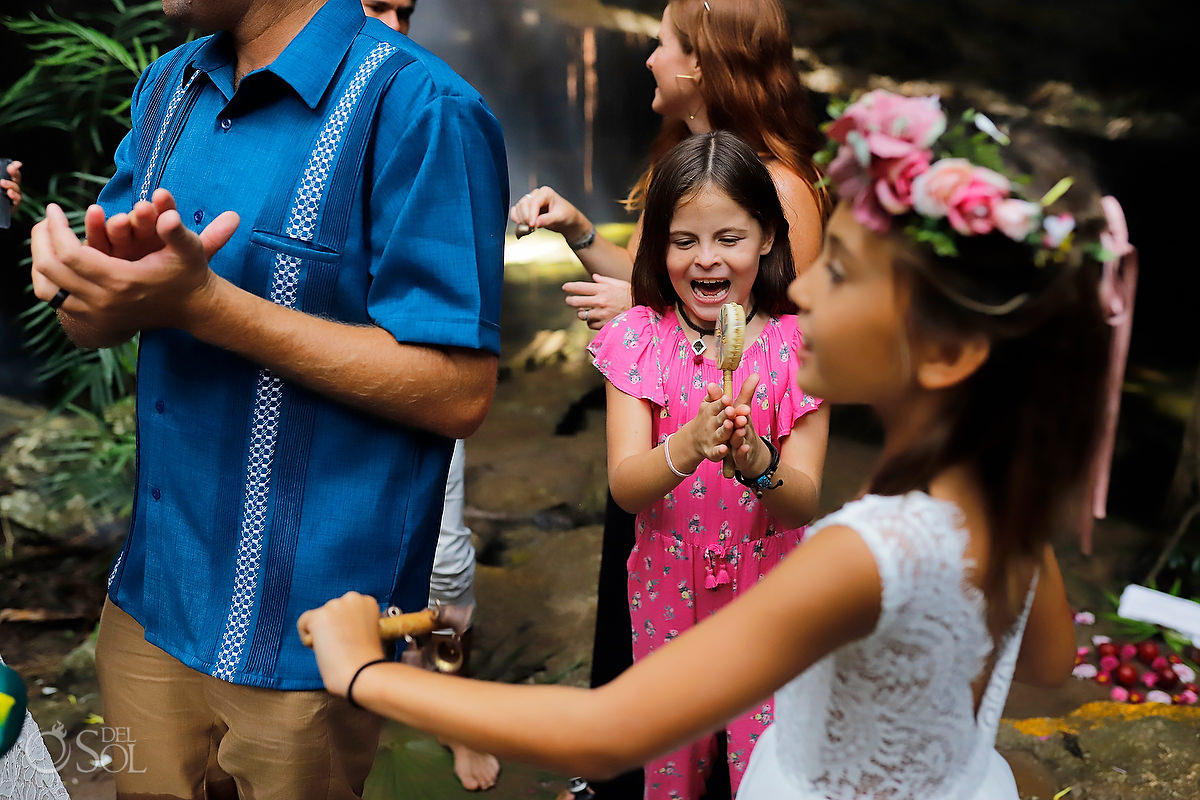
[346,658,390,709]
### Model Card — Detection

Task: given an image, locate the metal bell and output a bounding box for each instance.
[421,631,465,674]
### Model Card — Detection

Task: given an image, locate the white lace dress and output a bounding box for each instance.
[737,492,1035,800]
[0,655,70,799]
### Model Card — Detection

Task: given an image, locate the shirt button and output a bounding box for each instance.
[155,399,165,413]
[219,117,232,131]
[193,210,204,225]
[151,488,162,501]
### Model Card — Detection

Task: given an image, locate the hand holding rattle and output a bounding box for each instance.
[715,302,747,478]
[299,605,442,647]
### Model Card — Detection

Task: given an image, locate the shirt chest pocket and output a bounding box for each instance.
[246,229,350,318]
[249,229,342,263]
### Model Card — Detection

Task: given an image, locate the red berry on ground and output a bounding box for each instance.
[1137,641,1160,665]
[1096,642,1119,659]
[1156,668,1179,690]
[1115,663,1140,688]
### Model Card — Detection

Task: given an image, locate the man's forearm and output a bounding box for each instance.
[184,272,497,438]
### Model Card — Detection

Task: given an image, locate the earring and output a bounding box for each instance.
[674,74,696,80]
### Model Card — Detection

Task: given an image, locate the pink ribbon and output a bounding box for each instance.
[1080,196,1137,554]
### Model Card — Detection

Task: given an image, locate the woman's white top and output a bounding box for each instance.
[738,492,1035,800]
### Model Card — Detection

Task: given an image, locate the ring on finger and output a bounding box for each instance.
[47,288,70,310]
[583,308,590,323]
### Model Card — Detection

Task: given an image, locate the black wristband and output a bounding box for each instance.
[346,658,389,709]
[734,436,783,498]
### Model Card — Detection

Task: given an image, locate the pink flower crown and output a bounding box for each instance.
[816,90,1108,266]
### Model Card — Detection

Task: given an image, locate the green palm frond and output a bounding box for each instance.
[0,1,186,523]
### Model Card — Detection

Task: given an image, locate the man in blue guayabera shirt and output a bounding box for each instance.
[29,0,508,794]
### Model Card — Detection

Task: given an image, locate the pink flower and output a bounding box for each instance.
[826,90,946,232]
[1073,611,1095,625]
[1142,671,1158,688]
[1076,646,1091,659]
[911,159,975,219]
[1120,643,1139,663]
[1092,635,1112,646]
[1174,663,1197,683]
[827,146,891,233]
[1099,655,1120,673]
[1180,689,1199,705]
[1151,656,1168,671]
[828,90,946,158]
[874,150,933,215]
[945,167,1011,236]
[1146,690,1173,704]
[1072,663,1098,679]
[992,199,1042,241]
[1109,686,1129,702]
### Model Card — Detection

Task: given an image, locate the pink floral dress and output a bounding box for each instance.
[589,306,821,800]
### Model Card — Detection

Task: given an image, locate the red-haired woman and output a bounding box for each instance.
[512,0,827,330]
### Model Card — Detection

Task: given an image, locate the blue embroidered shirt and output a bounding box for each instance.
[98,0,508,690]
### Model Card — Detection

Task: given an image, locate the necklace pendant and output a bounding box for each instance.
[691,338,707,357]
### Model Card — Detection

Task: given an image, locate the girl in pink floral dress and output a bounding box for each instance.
[587,131,829,799]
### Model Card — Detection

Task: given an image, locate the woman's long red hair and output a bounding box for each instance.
[626,0,828,217]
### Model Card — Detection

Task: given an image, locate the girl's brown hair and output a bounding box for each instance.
[869,127,1113,603]
[632,131,795,318]
[626,0,829,218]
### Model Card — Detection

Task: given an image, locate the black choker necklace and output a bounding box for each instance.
[677,302,757,358]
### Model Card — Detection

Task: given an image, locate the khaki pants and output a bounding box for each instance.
[95,598,383,800]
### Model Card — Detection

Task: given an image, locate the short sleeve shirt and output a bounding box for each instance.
[99,0,508,689]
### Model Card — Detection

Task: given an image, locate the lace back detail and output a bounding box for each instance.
[763,493,1032,800]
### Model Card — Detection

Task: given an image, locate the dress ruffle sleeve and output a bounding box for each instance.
[775,316,822,439]
[587,306,670,407]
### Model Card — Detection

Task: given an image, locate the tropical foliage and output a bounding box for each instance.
[0,0,187,522]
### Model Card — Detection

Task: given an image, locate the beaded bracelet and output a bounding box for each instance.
[663,432,695,479]
[346,658,389,709]
[734,436,784,498]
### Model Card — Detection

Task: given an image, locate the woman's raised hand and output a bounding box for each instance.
[562,274,632,330]
[1,160,22,211]
[509,185,591,242]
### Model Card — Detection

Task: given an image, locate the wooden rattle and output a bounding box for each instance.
[299,605,442,648]
[715,302,747,478]
[515,222,533,238]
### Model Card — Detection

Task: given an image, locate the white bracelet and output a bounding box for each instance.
[663,432,695,479]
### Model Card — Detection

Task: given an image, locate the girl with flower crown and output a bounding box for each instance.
[299,91,1128,800]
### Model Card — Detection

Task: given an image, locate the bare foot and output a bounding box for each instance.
[442,737,501,791]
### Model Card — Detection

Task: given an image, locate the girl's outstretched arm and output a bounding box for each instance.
[1012,544,1076,687]
[298,524,883,779]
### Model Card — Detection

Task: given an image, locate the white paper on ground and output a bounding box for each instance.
[1117,584,1200,646]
